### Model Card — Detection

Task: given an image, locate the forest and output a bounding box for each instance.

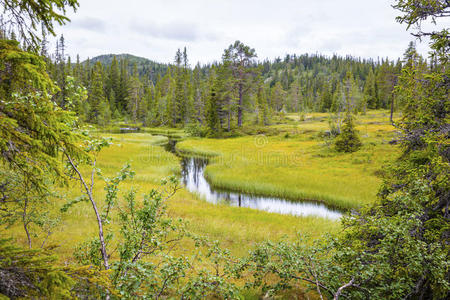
[46,37,403,133]
[0,0,448,299]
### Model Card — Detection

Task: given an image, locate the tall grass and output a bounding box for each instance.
[6,132,338,260]
[177,111,400,210]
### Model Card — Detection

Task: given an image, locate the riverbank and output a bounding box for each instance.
[179,155,343,219]
[177,111,400,210]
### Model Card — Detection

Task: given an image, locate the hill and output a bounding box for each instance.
[86,53,169,83]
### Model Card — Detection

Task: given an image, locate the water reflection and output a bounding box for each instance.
[180,156,342,220]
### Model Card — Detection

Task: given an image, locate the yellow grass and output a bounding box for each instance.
[177,110,400,210]
[8,133,338,260]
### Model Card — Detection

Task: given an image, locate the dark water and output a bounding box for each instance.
[166,141,343,219]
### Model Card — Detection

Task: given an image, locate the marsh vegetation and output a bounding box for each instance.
[0,0,448,299]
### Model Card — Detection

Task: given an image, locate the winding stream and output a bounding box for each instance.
[166,141,343,220]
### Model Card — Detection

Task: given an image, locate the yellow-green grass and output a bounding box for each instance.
[177,111,400,210]
[8,132,338,261]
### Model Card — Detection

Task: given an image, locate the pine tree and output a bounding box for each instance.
[256,78,269,125]
[333,71,362,152]
[363,68,378,109]
[87,62,106,124]
[173,49,185,124]
[117,59,129,111]
[215,63,235,131]
[126,63,142,124]
[206,68,220,135]
[319,80,332,112]
[107,56,120,111]
[270,82,286,112]
[288,80,302,112]
[222,41,257,127]
[192,65,206,124]
[334,111,362,152]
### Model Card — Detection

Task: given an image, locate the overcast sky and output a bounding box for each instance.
[54,0,446,65]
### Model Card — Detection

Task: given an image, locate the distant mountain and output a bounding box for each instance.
[86,54,169,83]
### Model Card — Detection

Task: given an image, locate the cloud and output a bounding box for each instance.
[54,0,439,65]
[130,21,219,42]
[69,16,106,33]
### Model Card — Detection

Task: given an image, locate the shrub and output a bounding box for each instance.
[334,114,362,153]
[185,122,208,137]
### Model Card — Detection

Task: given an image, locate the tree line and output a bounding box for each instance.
[45,36,408,136]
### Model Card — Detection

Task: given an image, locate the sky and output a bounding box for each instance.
[54,0,446,65]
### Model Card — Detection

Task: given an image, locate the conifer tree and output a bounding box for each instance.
[270,82,286,112]
[206,68,220,134]
[117,59,129,111]
[126,64,142,123]
[174,49,185,124]
[107,56,120,111]
[333,71,362,152]
[192,65,206,124]
[288,80,302,112]
[319,80,332,112]
[222,41,257,127]
[87,62,106,124]
[363,68,378,109]
[256,77,269,125]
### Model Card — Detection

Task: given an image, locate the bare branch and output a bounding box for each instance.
[334,278,355,300]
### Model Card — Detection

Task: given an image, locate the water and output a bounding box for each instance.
[166,141,343,220]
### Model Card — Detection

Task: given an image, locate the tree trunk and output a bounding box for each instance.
[390,96,394,124]
[227,108,231,131]
[238,84,243,127]
[66,156,109,270]
[22,197,31,249]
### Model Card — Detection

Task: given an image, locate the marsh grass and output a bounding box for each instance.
[6,133,337,261]
[177,111,400,210]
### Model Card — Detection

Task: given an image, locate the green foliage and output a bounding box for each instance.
[70,164,239,298]
[182,242,239,299]
[89,53,168,83]
[0,0,79,47]
[235,1,450,298]
[87,62,107,124]
[334,113,362,152]
[363,68,378,109]
[206,69,221,134]
[0,39,87,248]
[0,40,85,180]
[50,39,402,137]
[185,122,208,137]
[0,238,111,298]
[393,0,449,63]
[112,178,191,298]
[222,40,257,127]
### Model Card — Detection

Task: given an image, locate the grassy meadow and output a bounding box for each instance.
[10,132,338,261]
[8,111,400,267]
[177,110,400,210]
[3,110,403,299]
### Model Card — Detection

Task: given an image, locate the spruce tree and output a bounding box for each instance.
[174,49,185,124]
[127,65,142,124]
[206,69,220,134]
[222,41,257,127]
[107,56,120,111]
[363,67,378,109]
[334,111,362,152]
[87,62,106,124]
[256,78,269,125]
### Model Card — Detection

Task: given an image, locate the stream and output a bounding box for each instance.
[165,140,343,220]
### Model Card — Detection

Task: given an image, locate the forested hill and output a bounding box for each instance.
[85,53,169,83]
[50,40,414,130]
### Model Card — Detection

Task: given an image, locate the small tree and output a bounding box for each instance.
[333,112,362,153]
[333,72,362,153]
